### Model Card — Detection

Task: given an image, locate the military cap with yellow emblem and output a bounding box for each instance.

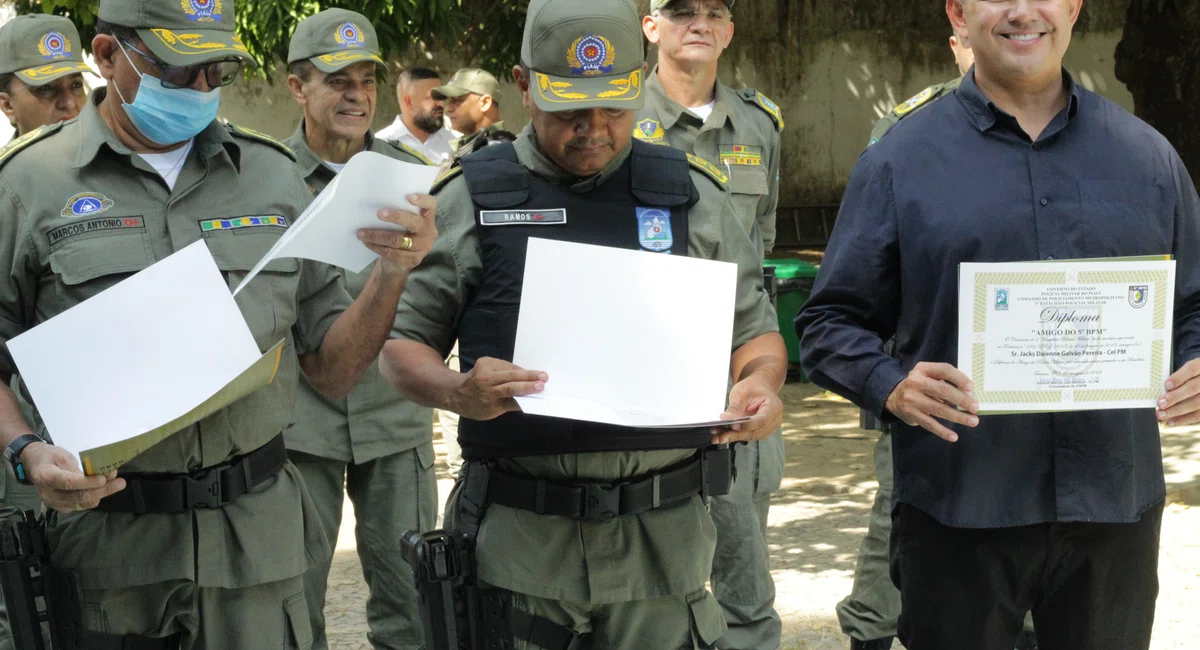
[98,0,257,67]
[649,0,734,12]
[287,8,385,74]
[522,0,647,111]
[0,15,96,86]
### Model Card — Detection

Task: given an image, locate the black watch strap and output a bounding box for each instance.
[4,434,44,485]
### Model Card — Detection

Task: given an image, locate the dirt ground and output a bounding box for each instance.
[324,381,1200,650]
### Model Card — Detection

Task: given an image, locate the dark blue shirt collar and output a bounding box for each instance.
[955,65,1082,137]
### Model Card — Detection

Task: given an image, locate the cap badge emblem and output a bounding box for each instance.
[38,32,70,60]
[182,0,223,23]
[567,34,615,76]
[335,22,365,48]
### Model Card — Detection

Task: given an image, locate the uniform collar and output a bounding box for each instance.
[955,66,1083,134]
[513,123,632,193]
[72,88,239,170]
[646,66,734,131]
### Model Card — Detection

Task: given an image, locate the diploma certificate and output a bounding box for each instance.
[957,259,1175,413]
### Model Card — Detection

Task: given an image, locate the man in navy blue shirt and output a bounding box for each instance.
[797,1,1200,649]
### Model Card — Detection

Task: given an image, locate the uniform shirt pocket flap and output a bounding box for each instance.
[283,591,314,649]
[206,231,300,274]
[729,165,769,196]
[48,232,154,286]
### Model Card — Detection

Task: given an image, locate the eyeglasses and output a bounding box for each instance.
[663,6,732,24]
[121,41,243,90]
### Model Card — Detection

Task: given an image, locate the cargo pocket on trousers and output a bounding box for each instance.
[686,589,726,649]
[283,592,313,650]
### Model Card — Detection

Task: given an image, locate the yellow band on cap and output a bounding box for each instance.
[150,28,250,55]
[315,51,384,66]
[16,61,91,81]
[535,69,642,104]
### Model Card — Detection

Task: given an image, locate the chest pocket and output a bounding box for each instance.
[726,164,769,235]
[1077,180,1172,257]
[203,229,301,351]
[48,228,156,313]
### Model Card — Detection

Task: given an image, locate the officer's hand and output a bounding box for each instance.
[1157,357,1200,426]
[884,362,978,442]
[358,194,439,276]
[449,357,547,421]
[712,376,784,445]
[21,442,126,513]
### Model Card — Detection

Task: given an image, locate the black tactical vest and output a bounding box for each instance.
[456,140,715,459]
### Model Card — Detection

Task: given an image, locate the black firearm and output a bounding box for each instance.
[401,529,479,650]
[0,507,81,650]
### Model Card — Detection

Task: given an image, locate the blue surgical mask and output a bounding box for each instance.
[115,41,220,146]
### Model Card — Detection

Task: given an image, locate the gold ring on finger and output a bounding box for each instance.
[400,236,414,251]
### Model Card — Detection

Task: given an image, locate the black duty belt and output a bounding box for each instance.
[475,444,736,522]
[96,434,287,515]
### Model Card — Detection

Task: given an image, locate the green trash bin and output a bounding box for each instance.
[764,259,819,381]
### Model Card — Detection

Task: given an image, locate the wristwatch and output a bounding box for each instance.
[4,434,44,486]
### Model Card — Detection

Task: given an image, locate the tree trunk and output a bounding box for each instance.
[1115,0,1200,176]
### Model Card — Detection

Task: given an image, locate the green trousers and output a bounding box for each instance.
[76,574,310,648]
[290,444,437,650]
[510,586,726,649]
[710,432,784,650]
[838,432,1036,642]
[0,464,44,650]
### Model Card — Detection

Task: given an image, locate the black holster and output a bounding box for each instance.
[0,508,180,650]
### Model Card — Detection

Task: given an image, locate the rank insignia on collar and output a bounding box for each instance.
[636,207,673,253]
[61,193,114,218]
[634,119,665,143]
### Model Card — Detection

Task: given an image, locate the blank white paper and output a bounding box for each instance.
[234,151,440,295]
[512,238,739,428]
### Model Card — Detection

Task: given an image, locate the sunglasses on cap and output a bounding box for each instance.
[121,41,243,90]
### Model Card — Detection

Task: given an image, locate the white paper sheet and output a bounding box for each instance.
[512,238,740,428]
[9,241,280,473]
[234,151,440,295]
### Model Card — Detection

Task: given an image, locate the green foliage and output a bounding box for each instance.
[3,0,528,79]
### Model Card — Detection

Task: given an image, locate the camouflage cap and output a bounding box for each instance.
[521,0,645,111]
[649,0,734,12]
[0,15,96,86]
[432,68,500,102]
[98,0,256,67]
[288,9,385,74]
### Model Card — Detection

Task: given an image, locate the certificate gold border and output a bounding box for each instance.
[969,270,1169,405]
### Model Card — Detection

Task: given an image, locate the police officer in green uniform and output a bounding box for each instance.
[638,2,784,647]
[281,9,438,650]
[0,14,93,142]
[0,0,438,646]
[433,68,506,156]
[865,31,974,148]
[378,0,788,646]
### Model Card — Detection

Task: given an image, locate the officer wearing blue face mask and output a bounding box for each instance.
[0,0,441,647]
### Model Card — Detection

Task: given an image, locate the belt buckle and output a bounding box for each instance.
[183,466,223,509]
[578,482,621,521]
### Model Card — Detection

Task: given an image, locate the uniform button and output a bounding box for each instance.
[1058,439,1069,449]
[1040,198,1049,206]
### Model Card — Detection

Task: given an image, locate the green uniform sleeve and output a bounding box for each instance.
[392,176,483,357]
[687,170,779,350]
[0,178,33,373]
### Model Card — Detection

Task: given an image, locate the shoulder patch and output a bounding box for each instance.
[430,164,464,194]
[687,153,728,188]
[738,88,785,131]
[384,139,434,166]
[892,86,937,117]
[0,123,64,172]
[226,123,297,161]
